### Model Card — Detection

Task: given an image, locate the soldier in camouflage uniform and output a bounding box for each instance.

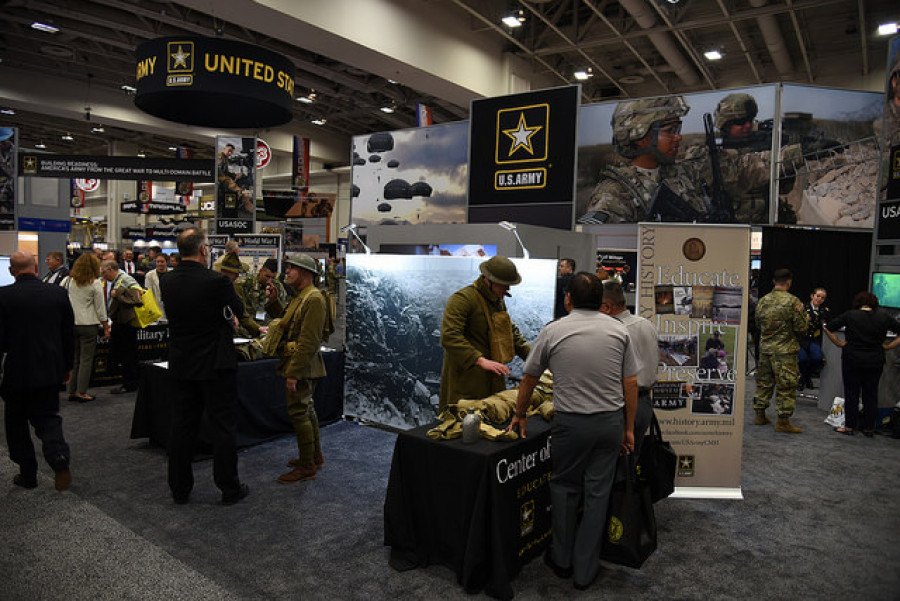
[235,258,288,336]
[752,268,807,433]
[579,96,709,224]
[885,53,900,148]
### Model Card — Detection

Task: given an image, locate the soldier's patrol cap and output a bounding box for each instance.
[219,252,245,274]
[284,252,318,274]
[479,256,521,286]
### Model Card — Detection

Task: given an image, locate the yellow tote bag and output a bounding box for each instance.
[130,288,163,328]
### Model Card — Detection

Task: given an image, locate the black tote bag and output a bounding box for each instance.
[600,455,657,569]
[637,411,677,503]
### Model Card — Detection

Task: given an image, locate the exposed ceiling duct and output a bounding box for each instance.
[748,0,794,76]
[617,0,701,87]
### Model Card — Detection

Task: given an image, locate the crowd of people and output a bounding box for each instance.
[2,243,897,590]
[0,231,338,505]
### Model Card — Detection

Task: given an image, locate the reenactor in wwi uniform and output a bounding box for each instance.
[579,96,709,224]
[272,253,327,483]
[752,268,807,433]
[439,256,531,416]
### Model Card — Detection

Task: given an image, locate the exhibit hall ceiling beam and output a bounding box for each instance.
[714,0,762,85]
[858,0,869,76]
[517,0,629,98]
[581,0,670,94]
[785,0,815,83]
[446,0,571,88]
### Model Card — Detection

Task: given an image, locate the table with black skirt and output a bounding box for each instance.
[130,352,344,447]
[384,416,552,600]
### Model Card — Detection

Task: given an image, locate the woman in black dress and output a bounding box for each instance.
[824,291,900,437]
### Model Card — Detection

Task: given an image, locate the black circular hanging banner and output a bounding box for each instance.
[134,36,295,128]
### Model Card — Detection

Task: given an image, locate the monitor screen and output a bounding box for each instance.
[872,272,900,309]
[0,256,14,287]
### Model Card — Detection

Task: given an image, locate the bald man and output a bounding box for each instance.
[0,252,75,490]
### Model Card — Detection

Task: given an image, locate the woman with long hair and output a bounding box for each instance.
[63,253,110,402]
[824,291,900,436]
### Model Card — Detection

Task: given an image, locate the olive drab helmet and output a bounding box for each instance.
[612,96,689,160]
[714,93,759,130]
[479,256,521,286]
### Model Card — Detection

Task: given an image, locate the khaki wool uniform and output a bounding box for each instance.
[439,278,531,415]
[273,282,327,467]
[753,289,807,417]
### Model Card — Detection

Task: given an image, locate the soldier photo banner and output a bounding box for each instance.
[638,223,749,498]
[215,136,257,235]
[577,86,778,226]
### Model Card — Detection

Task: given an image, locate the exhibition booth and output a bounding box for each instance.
[4,31,900,600]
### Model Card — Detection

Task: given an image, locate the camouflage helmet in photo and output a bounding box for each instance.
[714,93,758,130]
[612,96,689,159]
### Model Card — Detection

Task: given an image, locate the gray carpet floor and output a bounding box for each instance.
[1,377,899,600]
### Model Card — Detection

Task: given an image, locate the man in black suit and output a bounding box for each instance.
[160,228,249,505]
[42,250,69,285]
[0,252,75,491]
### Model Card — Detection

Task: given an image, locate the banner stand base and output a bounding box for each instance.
[670,486,743,500]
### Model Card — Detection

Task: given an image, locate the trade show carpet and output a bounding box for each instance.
[1,379,898,600]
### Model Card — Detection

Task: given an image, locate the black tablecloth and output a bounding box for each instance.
[130,352,344,447]
[384,416,552,600]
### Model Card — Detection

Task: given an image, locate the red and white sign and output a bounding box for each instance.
[256,139,271,169]
[75,178,100,192]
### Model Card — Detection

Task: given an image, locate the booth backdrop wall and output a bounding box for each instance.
[760,226,872,316]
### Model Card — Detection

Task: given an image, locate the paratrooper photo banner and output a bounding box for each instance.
[638,223,750,499]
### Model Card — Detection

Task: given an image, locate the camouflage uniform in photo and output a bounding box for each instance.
[582,95,708,223]
[439,261,531,416]
[753,289,807,417]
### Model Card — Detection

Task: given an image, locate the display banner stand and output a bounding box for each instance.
[638,223,749,499]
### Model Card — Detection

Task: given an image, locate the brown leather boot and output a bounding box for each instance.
[287,453,324,470]
[774,416,803,433]
[754,409,771,426]
[277,464,317,484]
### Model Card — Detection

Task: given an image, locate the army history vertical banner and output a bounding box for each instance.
[638,223,749,498]
[467,85,579,230]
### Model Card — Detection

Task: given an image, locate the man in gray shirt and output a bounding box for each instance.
[601,279,658,454]
[509,272,638,591]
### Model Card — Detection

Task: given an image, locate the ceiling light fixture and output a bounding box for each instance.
[137,150,147,158]
[574,67,593,81]
[877,22,898,36]
[380,105,395,114]
[0,108,14,115]
[61,132,74,142]
[91,124,105,133]
[30,22,59,33]
[704,50,723,61]
[312,118,327,125]
[297,89,316,104]
[502,10,525,28]
[121,84,137,93]
[35,141,47,149]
